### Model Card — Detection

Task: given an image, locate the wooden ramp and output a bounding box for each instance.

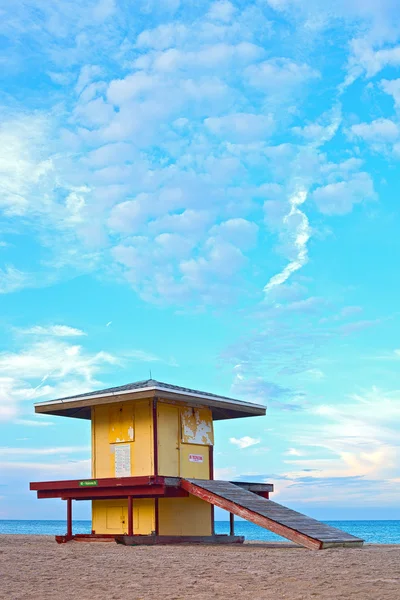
[181,479,364,550]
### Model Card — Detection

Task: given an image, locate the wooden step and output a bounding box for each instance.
[115,535,245,546]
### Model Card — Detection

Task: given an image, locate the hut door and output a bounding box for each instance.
[106,505,128,532]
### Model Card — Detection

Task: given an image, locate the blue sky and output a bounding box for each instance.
[1,0,400,521]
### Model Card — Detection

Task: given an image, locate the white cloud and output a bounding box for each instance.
[381,78,400,109]
[214,466,237,480]
[135,23,189,51]
[304,368,325,380]
[230,436,261,449]
[312,172,376,215]
[13,419,55,427]
[73,96,115,127]
[0,335,118,421]
[209,219,258,250]
[0,0,383,309]
[246,58,319,98]
[207,1,236,23]
[0,266,34,294]
[380,79,400,115]
[92,0,116,22]
[0,458,91,474]
[349,39,400,79]
[108,197,147,233]
[181,237,246,283]
[292,107,341,146]
[107,71,160,105]
[21,325,86,337]
[288,386,400,481]
[264,187,310,292]
[350,118,400,143]
[285,448,304,456]
[0,113,54,217]
[0,340,117,380]
[150,42,264,73]
[0,446,89,456]
[338,318,381,335]
[149,210,213,236]
[155,233,194,258]
[205,113,274,142]
[125,350,162,362]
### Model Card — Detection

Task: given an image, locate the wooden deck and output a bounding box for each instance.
[181,479,364,550]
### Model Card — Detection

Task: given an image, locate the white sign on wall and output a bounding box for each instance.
[189,454,203,463]
[114,444,131,477]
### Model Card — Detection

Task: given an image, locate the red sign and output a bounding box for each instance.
[189,454,203,463]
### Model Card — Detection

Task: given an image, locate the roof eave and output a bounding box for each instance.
[34,385,266,419]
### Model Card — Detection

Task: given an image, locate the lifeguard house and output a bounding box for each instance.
[30,379,364,550]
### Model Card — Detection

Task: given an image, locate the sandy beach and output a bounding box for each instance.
[1,535,399,600]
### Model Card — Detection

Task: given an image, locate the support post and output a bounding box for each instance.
[154,498,159,535]
[153,398,160,536]
[229,512,234,537]
[128,496,133,536]
[67,498,72,538]
[209,445,215,534]
[152,398,158,476]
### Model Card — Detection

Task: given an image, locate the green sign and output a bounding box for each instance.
[79,480,98,487]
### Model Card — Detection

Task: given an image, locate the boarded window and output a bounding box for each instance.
[180,407,213,446]
[108,403,135,444]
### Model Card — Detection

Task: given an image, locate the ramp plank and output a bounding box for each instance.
[181,479,364,550]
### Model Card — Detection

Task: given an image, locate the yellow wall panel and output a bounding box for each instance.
[92,405,111,478]
[181,407,214,446]
[159,496,212,536]
[131,400,153,476]
[157,403,179,476]
[133,499,155,534]
[180,443,210,479]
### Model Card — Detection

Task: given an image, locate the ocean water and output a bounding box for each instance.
[0,520,399,544]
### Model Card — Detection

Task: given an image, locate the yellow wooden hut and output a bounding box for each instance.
[31,379,266,541]
[30,379,363,549]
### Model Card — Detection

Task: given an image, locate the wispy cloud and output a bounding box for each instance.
[0,329,119,421]
[0,266,34,294]
[285,448,304,457]
[0,459,91,473]
[230,436,260,449]
[264,187,310,293]
[232,371,305,411]
[13,419,55,427]
[125,350,165,363]
[0,446,90,456]
[339,318,382,336]
[21,325,87,337]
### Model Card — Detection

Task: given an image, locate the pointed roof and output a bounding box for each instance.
[34,379,266,421]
